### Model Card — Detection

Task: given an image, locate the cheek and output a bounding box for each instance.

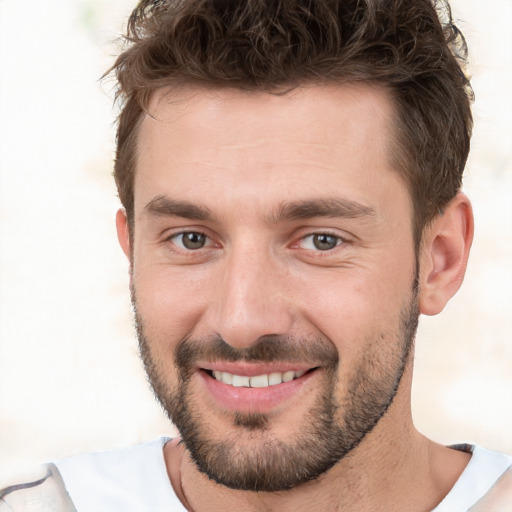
[294,263,415,349]
[133,262,213,350]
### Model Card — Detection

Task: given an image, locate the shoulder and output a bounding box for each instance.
[0,464,76,512]
[468,446,512,511]
[1,438,184,512]
[434,445,512,512]
[52,437,185,512]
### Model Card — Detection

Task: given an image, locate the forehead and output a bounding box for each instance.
[134,83,406,219]
[141,82,394,150]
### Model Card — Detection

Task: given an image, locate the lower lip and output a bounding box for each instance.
[198,369,318,413]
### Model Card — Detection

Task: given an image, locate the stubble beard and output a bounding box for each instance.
[134,289,418,492]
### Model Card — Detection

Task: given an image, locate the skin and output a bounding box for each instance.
[117,84,474,511]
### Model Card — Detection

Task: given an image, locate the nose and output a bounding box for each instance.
[208,244,294,349]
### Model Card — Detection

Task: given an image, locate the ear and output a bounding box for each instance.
[418,192,474,316]
[116,208,131,261]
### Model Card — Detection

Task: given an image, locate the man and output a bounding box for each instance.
[1,0,510,510]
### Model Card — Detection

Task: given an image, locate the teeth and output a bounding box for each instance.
[250,374,269,388]
[282,371,295,383]
[232,375,250,387]
[268,372,282,385]
[211,370,308,387]
[221,372,233,385]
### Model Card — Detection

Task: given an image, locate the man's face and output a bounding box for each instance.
[126,84,419,491]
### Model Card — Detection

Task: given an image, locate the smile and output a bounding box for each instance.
[198,364,320,413]
[195,360,322,412]
[210,369,307,388]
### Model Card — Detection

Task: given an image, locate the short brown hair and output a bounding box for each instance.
[109,0,473,241]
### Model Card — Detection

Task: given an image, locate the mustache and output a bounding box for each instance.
[175,334,339,372]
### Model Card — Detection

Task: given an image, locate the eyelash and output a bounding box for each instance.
[167,231,216,251]
[297,232,345,252]
[165,230,346,254]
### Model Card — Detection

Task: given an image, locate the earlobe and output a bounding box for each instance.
[116,208,132,261]
[418,192,474,316]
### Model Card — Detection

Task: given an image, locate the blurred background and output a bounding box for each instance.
[0,0,510,480]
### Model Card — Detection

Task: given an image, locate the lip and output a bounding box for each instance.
[197,365,319,413]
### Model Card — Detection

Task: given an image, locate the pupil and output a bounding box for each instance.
[183,232,205,249]
[313,234,337,250]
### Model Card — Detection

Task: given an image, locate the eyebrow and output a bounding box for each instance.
[269,198,376,223]
[144,196,215,221]
[143,196,376,223]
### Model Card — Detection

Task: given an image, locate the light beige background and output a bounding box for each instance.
[0,0,510,479]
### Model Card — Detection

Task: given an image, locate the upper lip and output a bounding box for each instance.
[197,361,316,377]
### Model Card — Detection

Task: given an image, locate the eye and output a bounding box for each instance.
[301,233,342,251]
[171,231,208,250]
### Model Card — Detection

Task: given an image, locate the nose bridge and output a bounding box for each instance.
[211,240,293,349]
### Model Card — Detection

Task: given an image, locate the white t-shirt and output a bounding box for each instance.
[55,438,186,512]
[2,439,511,511]
[432,444,512,511]
[55,439,512,511]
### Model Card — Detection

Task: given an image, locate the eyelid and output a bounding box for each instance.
[165,228,220,251]
[301,233,343,249]
[163,227,349,252]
